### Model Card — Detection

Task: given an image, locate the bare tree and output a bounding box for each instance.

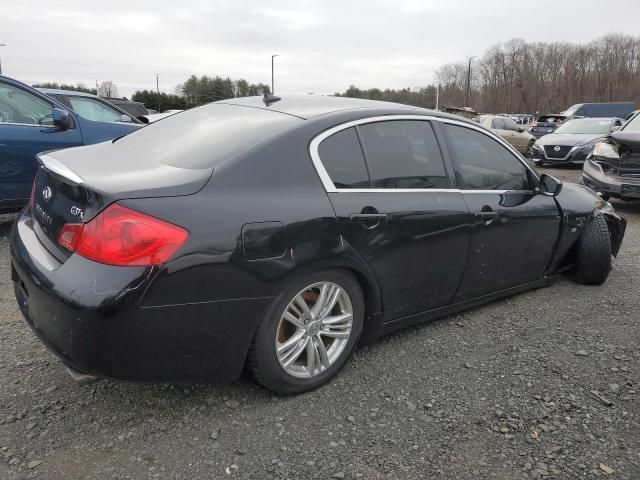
[435,34,640,114]
[98,81,118,98]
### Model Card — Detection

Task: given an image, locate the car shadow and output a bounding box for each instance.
[610,199,640,214]
[0,214,16,237]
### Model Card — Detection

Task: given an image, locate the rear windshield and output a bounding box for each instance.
[112,103,300,169]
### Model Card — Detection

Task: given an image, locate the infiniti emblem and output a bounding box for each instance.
[42,186,53,202]
[553,146,561,152]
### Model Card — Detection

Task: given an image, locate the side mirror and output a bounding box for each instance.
[52,108,72,130]
[610,125,621,132]
[137,115,149,124]
[539,173,563,197]
[518,127,524,133]
[119,114,132,123]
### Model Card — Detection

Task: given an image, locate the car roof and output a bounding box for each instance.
[104,97,145,105]
[217,95,456,121]
[37,88,99,98]
[564,117,621,122]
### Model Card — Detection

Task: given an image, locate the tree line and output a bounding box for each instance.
[338,34,640,114]
[132,75,271,111]
[33,76,270,112]
[33,33,639,115]
[33,80,119,98]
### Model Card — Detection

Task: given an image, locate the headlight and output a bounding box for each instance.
[576,142,596,151]
[591,142,620,160]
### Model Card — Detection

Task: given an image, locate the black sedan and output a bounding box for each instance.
[11,96,626,394]
[532,117,623,166]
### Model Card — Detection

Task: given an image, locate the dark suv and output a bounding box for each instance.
[561,102,635,121]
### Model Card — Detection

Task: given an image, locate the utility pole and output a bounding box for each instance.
[465,56,476,107]
[156,73,161,112]
[435,84,440,110]
[271,55,279,95]
[96,80,99,95]
[0,44,7,75]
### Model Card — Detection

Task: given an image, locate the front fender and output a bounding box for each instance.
[547,182,626,272]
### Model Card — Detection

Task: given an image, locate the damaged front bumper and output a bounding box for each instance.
[582,159,640,200]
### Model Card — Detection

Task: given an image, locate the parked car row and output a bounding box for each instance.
[479,115,536,155]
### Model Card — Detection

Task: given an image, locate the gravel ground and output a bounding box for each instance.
[0,166,638,479]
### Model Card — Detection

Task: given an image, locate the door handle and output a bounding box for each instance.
[349,208,388,229]
[349,213,388,221]
[474,211,498,219]
[474,207,498,225]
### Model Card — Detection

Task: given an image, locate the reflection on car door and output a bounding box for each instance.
[491,117,515,148]
[313,120,470,321]
[0,81,83,208]
[504,118,528,152]
[440,122,561,301]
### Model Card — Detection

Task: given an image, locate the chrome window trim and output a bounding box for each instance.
[0,121,57,128]
[37,154,84,185]
[309,114,538,194]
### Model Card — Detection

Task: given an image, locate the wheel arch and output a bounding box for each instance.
[266,254,384,344]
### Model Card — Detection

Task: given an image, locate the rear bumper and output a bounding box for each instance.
[10,211,269,383]
[582,160,640,200]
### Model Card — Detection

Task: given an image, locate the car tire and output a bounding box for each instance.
[248,269,364,394]
[572,214,612,285]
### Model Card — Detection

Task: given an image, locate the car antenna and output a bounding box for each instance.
[263,92,281,106]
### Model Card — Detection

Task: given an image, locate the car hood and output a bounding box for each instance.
[536,133,604,146]
[606,131,640,170]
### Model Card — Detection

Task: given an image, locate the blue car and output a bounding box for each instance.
[0,76,142,213]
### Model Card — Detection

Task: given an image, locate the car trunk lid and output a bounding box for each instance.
[32,144,212,261]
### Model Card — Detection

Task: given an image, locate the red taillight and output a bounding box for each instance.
[58,204,189,266]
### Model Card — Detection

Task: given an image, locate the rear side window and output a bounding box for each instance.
[317,127,370,188]
[357,120,449,189]
[443,124,531,191]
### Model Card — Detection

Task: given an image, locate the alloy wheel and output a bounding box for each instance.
[275,281,353,378]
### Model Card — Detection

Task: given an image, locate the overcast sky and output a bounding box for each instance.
[1,0,639,98]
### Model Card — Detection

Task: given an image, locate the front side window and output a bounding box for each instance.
[443,124,531,191]
[503,118,521,131]
[357,120,449,189]
[491,118,505,130]
[317,127,370,189]
[68,96,126,123]
[0,82,53,125]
